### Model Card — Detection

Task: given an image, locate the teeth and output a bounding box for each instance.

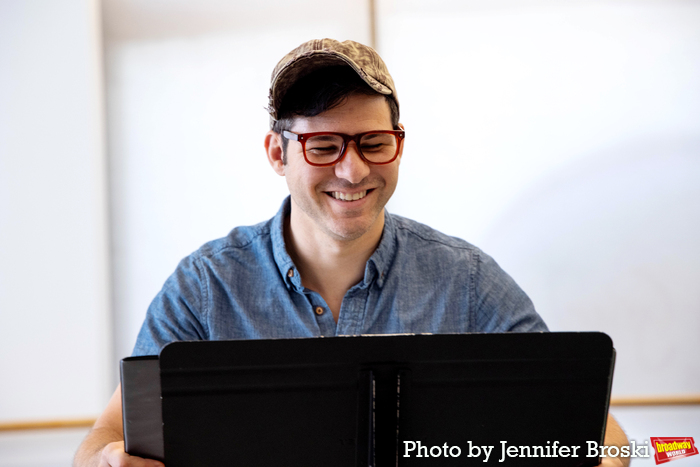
[332,190,367,201]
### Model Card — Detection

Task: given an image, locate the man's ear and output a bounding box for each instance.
[265,131,285,176]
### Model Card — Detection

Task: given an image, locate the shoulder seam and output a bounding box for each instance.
[394,223,475,251]
[198,228,272,259]
[192,256,210,340]
[468,247,481,332]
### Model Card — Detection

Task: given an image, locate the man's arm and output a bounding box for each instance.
[599,414,630,467]
[73,385,164,467]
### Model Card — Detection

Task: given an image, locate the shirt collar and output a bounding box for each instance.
[270,196,398,290]
[270,197,301,290]
[365,208,397,288]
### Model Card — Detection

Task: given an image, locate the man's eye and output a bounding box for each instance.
[307,145,340,154]
[361,143,384,152]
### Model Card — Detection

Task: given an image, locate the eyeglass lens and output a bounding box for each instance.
[304,133,398,164]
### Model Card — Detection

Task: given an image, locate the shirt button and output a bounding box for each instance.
[315,306,324,316]
[287,268,294,278]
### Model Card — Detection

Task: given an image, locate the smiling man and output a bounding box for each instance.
[74,39,629,467]
[266,81,403,322]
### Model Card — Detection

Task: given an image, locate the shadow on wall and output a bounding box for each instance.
[481,136,700,396]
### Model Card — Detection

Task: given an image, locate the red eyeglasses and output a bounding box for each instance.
[283,130,405,167]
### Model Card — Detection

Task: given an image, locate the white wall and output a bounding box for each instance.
[379,0,700,398]
[103,0,373,373]
[0,0,110,422]
[0,427,91,467]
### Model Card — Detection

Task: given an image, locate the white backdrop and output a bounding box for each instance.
[103,0,374,377]
[0,0,110,423]
[375,3,700,451]
[378,0,700,397]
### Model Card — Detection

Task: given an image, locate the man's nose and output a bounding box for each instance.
[334,142,370,184]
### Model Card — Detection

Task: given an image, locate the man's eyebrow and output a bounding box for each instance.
[310,135,340,142]
[362,133,384,141]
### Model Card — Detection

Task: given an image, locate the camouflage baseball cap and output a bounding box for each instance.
[268,38,398,121]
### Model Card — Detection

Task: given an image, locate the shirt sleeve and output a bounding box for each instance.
[472,248,549,333]
[132,254,209,356]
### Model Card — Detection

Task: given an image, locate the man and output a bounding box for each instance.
[74,39,629,467]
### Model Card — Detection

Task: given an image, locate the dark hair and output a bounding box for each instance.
[271,66,400,164]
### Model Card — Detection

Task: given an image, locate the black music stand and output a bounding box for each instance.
[121,332,615,466]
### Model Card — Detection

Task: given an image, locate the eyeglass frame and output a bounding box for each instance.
[282,129,405,167]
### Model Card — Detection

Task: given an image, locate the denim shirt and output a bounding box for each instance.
[133,197,547,356]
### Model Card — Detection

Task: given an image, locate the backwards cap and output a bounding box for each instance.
[268,38,399,121]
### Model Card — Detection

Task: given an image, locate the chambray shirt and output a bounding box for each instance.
[133,197,547,356]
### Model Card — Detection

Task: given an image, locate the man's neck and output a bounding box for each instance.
[284,206,384,322]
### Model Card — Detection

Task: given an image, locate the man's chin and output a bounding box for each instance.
[324,215,382,242]
[289,194,387,242]
[325,223,373,242]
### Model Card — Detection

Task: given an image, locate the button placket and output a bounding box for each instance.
[307,293,336,337]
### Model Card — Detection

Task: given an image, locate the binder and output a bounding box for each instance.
[121,332,615,466]
[120,355,164,461]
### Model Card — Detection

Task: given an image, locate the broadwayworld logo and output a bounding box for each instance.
[651,437,698,464]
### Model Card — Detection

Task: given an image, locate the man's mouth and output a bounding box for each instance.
[327,190,370,201]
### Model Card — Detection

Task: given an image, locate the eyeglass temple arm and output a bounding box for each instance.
[282,130,299,141]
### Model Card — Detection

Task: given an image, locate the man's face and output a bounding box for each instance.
[280,93,402,242]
